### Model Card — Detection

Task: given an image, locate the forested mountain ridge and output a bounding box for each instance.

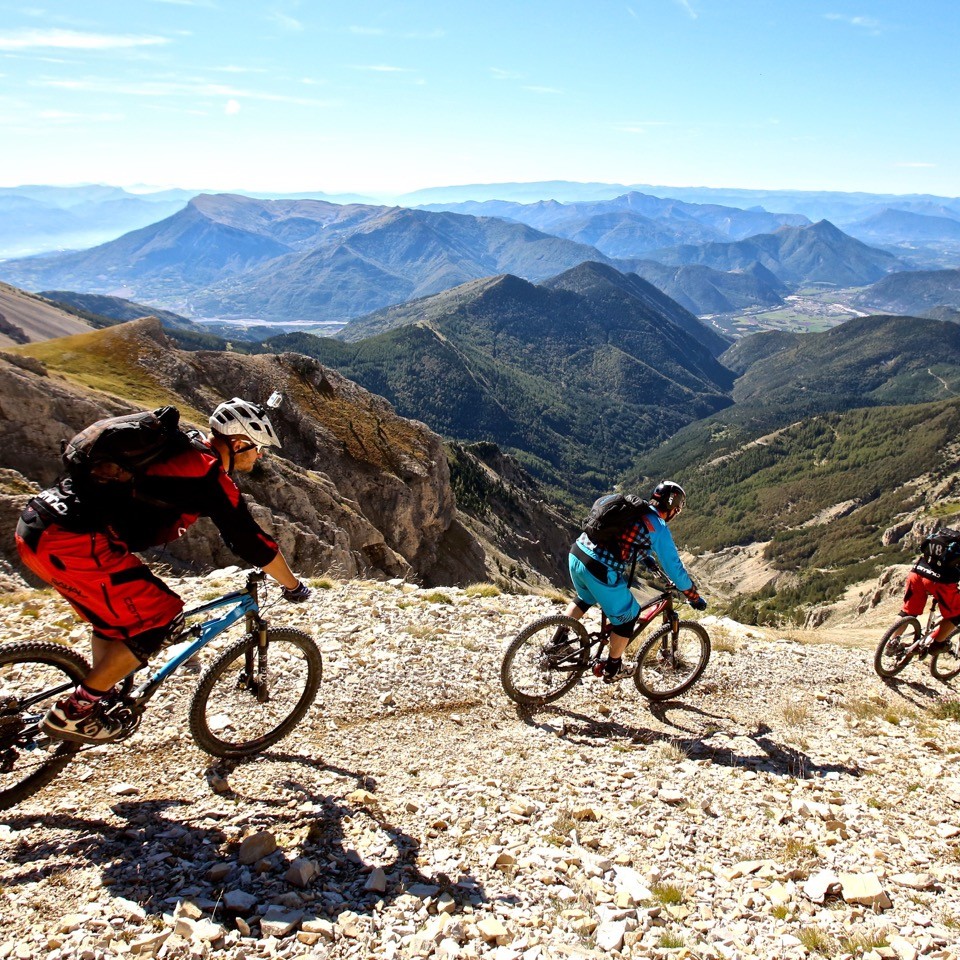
[851,267,960,318]
[627,314,960,623]
[723,314,960,410]
[539,261,732,357]
[261,271,735,502]
[339,262,731,358]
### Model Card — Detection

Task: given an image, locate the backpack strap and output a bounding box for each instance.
[571,542,610,581]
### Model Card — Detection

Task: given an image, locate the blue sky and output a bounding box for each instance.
[1,1,958,198]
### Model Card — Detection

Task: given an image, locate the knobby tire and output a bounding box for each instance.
[931,630,960,682]
[633,621,711,701]
[188,628,322,758]
[0,641,89,810]
[874,617,921,678]
[500,615,590,706]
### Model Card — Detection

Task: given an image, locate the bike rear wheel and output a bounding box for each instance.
[0,641,88,810]
[188,628,322,758]
[633,621,710,701]
[501,615,590,706]
[874,617,921,678]
[931,631,960,682]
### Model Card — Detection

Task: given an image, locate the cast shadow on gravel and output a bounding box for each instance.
[0,753,489,931]
[877,672,955,709]
[516,704,860,780]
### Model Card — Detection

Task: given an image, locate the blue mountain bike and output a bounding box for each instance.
[0,569,322,809]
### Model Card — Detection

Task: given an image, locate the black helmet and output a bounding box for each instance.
[651,480,685,520]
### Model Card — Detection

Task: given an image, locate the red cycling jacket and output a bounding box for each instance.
[24,440,279,568]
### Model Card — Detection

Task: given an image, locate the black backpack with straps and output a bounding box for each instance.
[918,527,960,583]
[61,405,194,489]
[582,493,651,546]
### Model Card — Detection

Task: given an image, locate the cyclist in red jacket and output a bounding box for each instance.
[15,397,311,744]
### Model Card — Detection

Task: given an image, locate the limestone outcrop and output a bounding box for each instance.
[0,319,480,586]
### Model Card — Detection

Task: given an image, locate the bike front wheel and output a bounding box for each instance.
[0,641,89,810]
[500,615,591,706]
[633,621,711,701]
[874,617,921,678]
[189,629,322,758]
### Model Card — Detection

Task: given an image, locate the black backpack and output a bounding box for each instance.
[61,405,194,489]
[583,493,651,545]
[920,527,960,573]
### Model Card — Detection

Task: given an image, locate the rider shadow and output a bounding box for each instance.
[517,705,860,780]
[0,753,489,933]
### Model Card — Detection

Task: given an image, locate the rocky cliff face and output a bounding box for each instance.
[0,319,483,588]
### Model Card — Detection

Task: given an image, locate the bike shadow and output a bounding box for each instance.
[878,672,955,708]
[516,704,860,780]
[0,752,489,933]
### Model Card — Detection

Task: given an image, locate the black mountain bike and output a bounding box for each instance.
[874,605,960,681]
[0,570,322,810]
[501,576,711,706]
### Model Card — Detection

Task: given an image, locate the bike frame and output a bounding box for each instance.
[127,572,265,704]
[597,591,676,641]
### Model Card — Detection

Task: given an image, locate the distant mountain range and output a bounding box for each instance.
[258,262,735,502]
[649,220,904,288]
[416,191,811,258]
[0,193,912,325]
[0,185,191,258]
[397,180,960,225]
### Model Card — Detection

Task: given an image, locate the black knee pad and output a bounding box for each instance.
[614,613,640,637]
[124,616,182,665]
[573,598,593,615]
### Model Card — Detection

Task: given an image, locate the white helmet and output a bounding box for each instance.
[209,397,281,449]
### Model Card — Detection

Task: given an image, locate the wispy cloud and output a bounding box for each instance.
[224,99,241,115]
[268,11,303,32]
[824,13,882,32]
[39,108,124,122]
[0,29,170,51]
[349,25,444,39]
[616,120,675,134]
[37,76,331,107]
[351,64,413,73]
[490,67,524,81]
[211,65,270,74]
[672,0,698,19]
[148,0,218,6]
[523,85,562,95]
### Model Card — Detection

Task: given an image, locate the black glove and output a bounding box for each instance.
[684,587,707,611]
[282,581,312,603]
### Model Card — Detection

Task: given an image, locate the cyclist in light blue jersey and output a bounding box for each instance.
[560,481,705,683]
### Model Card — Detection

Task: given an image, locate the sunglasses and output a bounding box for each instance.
[234,441,265,455]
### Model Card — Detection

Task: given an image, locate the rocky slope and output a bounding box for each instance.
[0,282,95,347]
[2,572,960,960]
[0,318,569,593]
